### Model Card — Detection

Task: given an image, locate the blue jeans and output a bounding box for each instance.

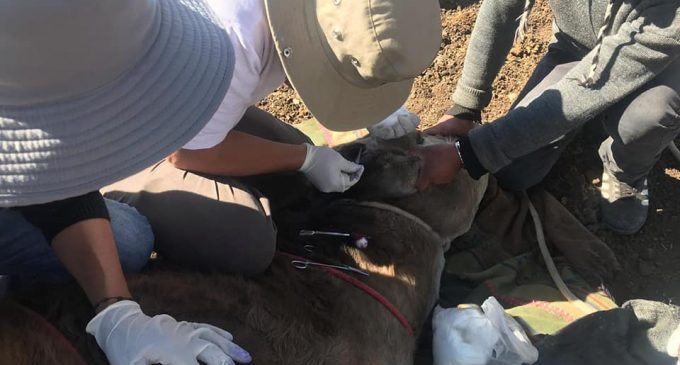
[0,199,154,282]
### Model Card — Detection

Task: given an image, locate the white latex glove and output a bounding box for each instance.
[367,106,421,139]
[86,300,251,365]
[668,323,680,362]
[299,144,364,193]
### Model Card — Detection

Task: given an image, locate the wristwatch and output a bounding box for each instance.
[455,135,488,179]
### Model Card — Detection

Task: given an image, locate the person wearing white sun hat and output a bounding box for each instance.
[0,0,253,364]
[102,0,442,275]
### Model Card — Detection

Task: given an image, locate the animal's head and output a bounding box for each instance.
[336,133,425,200]
[335,132,488,243]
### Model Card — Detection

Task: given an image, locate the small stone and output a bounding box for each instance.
[638,261,654,277]
[560,197,569,205]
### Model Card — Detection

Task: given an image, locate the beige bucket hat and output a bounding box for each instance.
[0,0,234,207]
[264,0,441,131]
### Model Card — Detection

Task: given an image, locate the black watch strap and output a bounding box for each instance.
[456,135,488,179]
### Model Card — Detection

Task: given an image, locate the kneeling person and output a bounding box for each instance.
[103,0,442,274]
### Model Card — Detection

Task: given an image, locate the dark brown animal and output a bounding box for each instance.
[0,132,488,365]
[0,300,86,365]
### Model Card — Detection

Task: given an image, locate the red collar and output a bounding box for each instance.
[276,251,414,337]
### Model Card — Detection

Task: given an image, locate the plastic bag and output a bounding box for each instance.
[668,323,680,363]
[433,297,539,365]
[432,305,500,365]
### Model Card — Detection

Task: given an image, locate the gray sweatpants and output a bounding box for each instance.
[102,107,312,275]
[495,44,680,191]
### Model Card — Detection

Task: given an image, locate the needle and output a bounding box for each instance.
[299,230,351,237]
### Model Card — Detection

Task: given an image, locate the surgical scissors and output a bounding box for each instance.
[299,230,351,238]
[291,260,369,276]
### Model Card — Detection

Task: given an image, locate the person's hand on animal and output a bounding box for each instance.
[87,300,252,365]
[668,323,680,363]
[299,144,364,193]
[367,106,421,139]
[409,143,462,191]
[424,114,478,137]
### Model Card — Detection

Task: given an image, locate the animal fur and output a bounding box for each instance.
[0,300,87,364]
[0,132,488,365]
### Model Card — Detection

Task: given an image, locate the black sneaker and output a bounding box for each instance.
[599,167,649,235]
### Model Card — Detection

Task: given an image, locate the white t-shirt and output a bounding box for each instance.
[183,0,286,150]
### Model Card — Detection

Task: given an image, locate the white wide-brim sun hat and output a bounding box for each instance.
[0,0,234,207]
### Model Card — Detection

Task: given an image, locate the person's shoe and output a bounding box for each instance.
[599,168,649,235]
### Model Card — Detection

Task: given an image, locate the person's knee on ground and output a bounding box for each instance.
[0,200,154,284]
[154,206,277,276]
[602,84,680,183]
[122,188,277,276]
[0,209,57,278]
[106,199,154,273]
[598,81,680,234]
[104,160,280,276]
[209,213,276,276]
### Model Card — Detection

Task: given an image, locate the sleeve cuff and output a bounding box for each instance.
[452,84,492,111]
[446,104,482,123]
[457,135,488,179]
[15,191,110,243]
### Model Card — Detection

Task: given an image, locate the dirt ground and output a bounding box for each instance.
[260,0,680,304]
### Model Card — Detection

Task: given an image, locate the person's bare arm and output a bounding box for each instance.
[15,193,251,363]
[168,130,307,176]
[14,192,131,310]
[51,219,131,310]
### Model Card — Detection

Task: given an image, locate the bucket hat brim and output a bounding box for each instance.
[0,0,234,207]
[264,0,413,132]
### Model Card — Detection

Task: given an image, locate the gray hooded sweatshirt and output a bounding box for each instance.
[455,0,680,174]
